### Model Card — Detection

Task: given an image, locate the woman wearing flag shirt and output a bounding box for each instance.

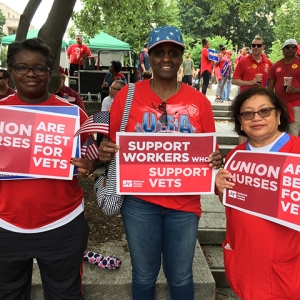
[216,86,300,299]
[0,38,98,299]
[98,25,222,300]
[214,44,231,102]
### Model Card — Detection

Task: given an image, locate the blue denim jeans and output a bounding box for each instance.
[121,195,199,300]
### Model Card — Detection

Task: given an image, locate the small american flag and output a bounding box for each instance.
[75,111,109,137]
[81,135,98,160]
[221,60,230,79]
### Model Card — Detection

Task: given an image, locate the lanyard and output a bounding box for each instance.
[246,132,290,152]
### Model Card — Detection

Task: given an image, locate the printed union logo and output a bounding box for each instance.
[228,190,237,198]
[123,180,132,187]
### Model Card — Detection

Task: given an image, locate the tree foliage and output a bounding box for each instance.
[0,9,6,38]
[71,0,180,51]
[179,0,276,54]
[16,0,77,92]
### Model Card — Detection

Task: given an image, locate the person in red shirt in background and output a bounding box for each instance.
[234,46,249,69]
[56,66,86,112]
[67,34,92,76]
[200,38,213,95]
[222,50,233,101]
[268,38,300,136]
[215,44,230,102]
[232,35,272,93]
[232,35,272,143]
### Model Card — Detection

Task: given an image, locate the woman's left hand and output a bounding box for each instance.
[71,157,95,178]
[208,150,223,169]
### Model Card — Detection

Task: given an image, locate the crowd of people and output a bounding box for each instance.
[1,24,300,300]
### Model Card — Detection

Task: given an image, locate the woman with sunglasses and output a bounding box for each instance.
[0,38,98,299]
[99,25,222,300]
[232,35,272,94]
[216,86,300,299]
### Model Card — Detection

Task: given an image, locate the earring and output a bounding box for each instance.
[278,120,281,125]
[241,126,243,131]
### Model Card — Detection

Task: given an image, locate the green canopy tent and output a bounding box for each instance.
[1,29,68,48]
[68,31,130,50]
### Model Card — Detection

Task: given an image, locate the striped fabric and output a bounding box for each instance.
[94,83,135,215]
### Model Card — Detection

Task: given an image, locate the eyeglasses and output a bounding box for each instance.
[284,45,297,50]
[239,107,276,120]
[13,64,50,76]
[251,44,263,48]
[110,86,121,91]
[152,102,168,125]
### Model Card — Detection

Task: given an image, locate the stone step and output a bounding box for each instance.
[216,287,240,300]
[31,238,215,300]
[217,135,238,145]
[213,110,231,118]
[198,195,226,245]
[201,245,229,288]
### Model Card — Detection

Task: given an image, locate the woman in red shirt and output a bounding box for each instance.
[200,38,213,95]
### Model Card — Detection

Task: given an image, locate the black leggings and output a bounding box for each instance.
[201,70,211,95]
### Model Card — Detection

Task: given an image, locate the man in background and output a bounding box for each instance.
[67,35,92,76]
[137,43,150,80]
[56,67,86,112]
[181,52,195,85]
[268,38,300,136]
[0,69,15,99]
[101,80,126,111]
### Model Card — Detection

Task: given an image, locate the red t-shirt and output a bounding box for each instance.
[109,80,217,217]
[223,135,300,299]
[67,43,92,65]
[0,94,90,231]
[268,57,300,104]
[200,48,213,74]
[232,54,272,93]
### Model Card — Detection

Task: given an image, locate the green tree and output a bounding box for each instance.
[179,0,276,53]
[16,0,77,92]
[0,9,6,38]
[71,0,180,52]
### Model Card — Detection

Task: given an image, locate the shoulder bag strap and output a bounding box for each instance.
[120,83,135,132]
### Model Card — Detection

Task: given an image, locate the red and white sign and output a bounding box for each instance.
[0,106,79,179]
[116,132,216,195]
[224,150,300,231]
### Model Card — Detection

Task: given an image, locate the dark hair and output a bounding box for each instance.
[0,69,10,81]
[110,60,122,73]
[143,43,148,48]
[231,86,289,137]
[219,44,226,51]
[202,38,209,46]
[142,71,152,79]
[7,38,54,70]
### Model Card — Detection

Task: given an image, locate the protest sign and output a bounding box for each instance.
[224,150,300,231]
[116,132,216,195]
[0,106,79,180]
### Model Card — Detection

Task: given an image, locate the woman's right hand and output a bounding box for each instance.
[216,169,235,193]
[98,140,120,162]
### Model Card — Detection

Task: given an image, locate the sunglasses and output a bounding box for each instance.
[110,86,121,91]
[152,102,168,125]
[284,45,297,50]
[251,44,263,48]
[239,107,276,120]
